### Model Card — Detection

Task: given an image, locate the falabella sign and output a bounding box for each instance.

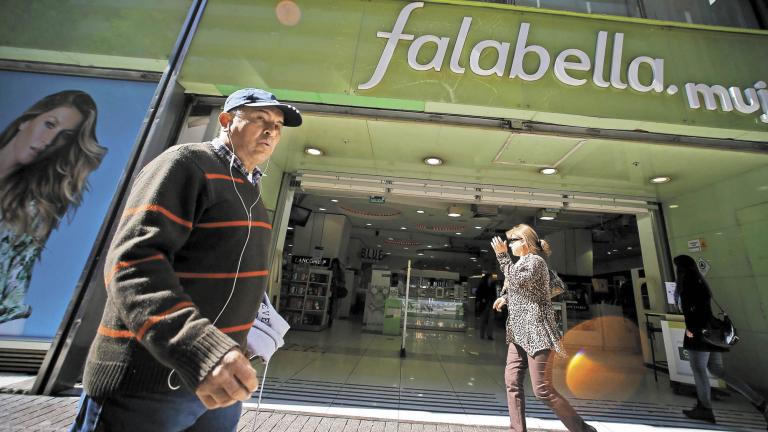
[359,2,768,124]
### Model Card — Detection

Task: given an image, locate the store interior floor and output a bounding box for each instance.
[252,313,767,431]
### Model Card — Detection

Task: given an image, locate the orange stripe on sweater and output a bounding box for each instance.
[176,270,268,279]
[197,221,272,229]
[98,321,252,340]
[97,325,135,339]
[206,173,244,183]
[105,254,164,285]
[123,205,193,228]
[136,301,196,341]
[219,322,253,334]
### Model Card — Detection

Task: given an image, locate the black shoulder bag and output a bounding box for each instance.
[701,297,739,349]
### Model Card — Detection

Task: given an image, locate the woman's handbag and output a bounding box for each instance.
[548,269,566,299]
[701,298,739,348]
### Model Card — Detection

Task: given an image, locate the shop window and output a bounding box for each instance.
[515,0,641,17]
[473,0,763,29]
[642,0,761,29]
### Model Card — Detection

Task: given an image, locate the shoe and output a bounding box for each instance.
[754,401,767,429]
[683,401,716,423]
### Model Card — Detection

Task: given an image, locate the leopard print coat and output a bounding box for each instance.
[497,252,566,358]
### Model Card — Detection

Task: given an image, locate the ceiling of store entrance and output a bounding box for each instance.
[289,192,640,276]
[274,113,768,202]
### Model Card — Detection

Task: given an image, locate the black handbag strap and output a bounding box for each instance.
[711,296,726,314]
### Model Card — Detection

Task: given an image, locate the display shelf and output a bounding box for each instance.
[279,267,332,331]
[403,298,466,332]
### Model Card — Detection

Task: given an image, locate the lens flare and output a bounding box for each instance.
[275,0,301,26]
[562,316,644,400]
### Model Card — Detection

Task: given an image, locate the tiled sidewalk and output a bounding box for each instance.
[0,394,511,432]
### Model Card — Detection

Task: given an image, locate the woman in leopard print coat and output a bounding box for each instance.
[491,224,595,432]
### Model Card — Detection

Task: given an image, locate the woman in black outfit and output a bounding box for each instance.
[674,255,768,427]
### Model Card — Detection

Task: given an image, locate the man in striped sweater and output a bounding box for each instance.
[71,89,302,432]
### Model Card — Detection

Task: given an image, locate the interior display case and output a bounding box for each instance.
[404,298,466,332]
[279,267,332,331]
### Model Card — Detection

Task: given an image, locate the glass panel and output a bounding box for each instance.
[642,0,760,28]
[516,0,641,17]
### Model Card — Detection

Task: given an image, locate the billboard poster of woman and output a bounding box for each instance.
[0,71,157,339]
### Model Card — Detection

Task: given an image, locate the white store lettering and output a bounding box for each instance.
[359,1,768,124]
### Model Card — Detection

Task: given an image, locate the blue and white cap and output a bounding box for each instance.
[223,88,302,127]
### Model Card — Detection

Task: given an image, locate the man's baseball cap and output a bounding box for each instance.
[223,88,302,127]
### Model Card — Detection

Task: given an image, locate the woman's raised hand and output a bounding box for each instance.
[490,236,508,254]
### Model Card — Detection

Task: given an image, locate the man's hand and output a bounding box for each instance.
[196,349,258,409]
[685,329,694,338]
[493,297,507,312]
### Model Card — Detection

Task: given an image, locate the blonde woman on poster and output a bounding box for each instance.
[0,90,106,325]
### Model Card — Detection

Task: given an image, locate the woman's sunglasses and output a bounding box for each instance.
[508,237,522,244]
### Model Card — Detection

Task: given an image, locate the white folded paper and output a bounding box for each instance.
[247,294,290,363]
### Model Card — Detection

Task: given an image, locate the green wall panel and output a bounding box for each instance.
[664,165,768,390]
[0,0,193,71]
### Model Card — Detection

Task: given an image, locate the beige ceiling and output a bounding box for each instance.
[275,113,768,202]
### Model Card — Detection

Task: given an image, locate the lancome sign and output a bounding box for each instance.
[359,2,767,124]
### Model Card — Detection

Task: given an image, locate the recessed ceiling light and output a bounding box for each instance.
[607,251,612,255]
[447,205,462,217]
[416,210,425,214]
[455,232,462,235]
[388,237,394,240]
[366,223,372,226]
[481,249,488,252]
[474,226,482,229]
[386,252,391,255]
[430,256,434,258]
[669,204,679,208]
[331,199,339,203]
[627,246,632,250]
[305,147,324,156]
[539,167,558,175]
[401,226,407,230]
[424,156,443,166]
[287,226,293,230]
[418,253,424,256]
[377,244,381,247]
[539,216,555,221]
[612,249,619,252]
[427,245,432,248]
[404,247,409,250]
[319,207,326,211]
[650,176,671,184]
[288,244,293,247]
[444,244,449,247]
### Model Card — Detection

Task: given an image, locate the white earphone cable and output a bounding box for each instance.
[167,128,268,391]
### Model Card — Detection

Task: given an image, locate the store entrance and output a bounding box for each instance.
[263,185,655,414]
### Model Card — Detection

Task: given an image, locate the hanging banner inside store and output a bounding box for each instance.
[361,248,385,261]
[180,0,768,137]
[0,70,157,340]
[291,255,331,266]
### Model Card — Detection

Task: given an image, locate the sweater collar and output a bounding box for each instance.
[210,138,263,186]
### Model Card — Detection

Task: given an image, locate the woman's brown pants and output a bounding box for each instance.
[504,343,589,432]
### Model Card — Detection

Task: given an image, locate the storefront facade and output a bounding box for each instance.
[1,0,767,400]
